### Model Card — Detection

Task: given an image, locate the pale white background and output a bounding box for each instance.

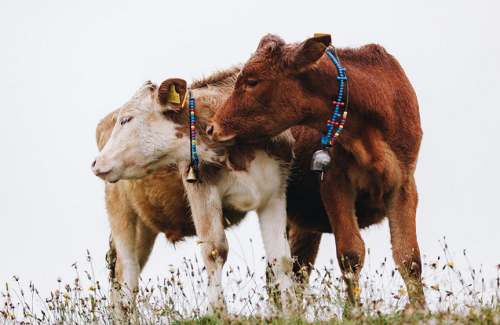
[1,0,499,311]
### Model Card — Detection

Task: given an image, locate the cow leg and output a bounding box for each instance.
[108,209,140,312]
[288,224,322,282]
[321,173,365,306]
[257,193,297,311]
[136,219,158,272]
[387,178,427,309]
[184,182,228,313]
[106,234,117,280]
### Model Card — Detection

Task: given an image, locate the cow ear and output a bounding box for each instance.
[158,78,188,111]
[290,35,331,72]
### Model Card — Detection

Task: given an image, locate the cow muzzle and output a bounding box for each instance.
[91,158,119,183]
[207,121,236,146]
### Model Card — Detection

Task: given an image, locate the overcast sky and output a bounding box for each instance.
[1,0,499,310]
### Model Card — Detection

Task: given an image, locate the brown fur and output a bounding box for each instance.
[210,34,426,308]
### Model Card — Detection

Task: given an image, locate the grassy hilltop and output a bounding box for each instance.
[2,244,499,324]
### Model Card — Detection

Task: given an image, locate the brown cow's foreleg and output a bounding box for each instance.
[387,177,427,310]
[321,172,365,306]
[288,225,322,282]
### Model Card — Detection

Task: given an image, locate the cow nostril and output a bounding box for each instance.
[91,160,96,168]
[207,124,214,136]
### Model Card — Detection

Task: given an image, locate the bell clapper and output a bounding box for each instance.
[311,149,331,180]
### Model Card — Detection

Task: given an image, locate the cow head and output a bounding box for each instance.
[208,34,331,144]
[91,79,191,183]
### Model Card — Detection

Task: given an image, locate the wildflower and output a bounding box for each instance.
[354,287,361,295]
[448,262,453,268]
[9,314,14,320]
[400,288,406,295]
[88,285,94,291]
[153,309,158,314]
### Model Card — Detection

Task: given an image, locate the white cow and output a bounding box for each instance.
[91,66,296,312]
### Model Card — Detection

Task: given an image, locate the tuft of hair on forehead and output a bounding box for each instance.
[133,80,158,98]
[253,34,286,58]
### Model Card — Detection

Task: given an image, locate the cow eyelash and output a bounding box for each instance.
[246,80,258,87]
[121,117,132,125]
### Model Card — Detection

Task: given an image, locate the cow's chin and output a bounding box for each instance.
[98,166,150,183]
[230,133,274,146]
[217,137,237,146]
[96,169,121,183]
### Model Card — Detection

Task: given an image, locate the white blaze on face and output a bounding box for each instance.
[92,81,189,183]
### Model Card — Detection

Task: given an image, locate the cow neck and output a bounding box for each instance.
[321,46,349,148]
[308,46,349,178]
[186,88,201,183]
[183,87,228,182]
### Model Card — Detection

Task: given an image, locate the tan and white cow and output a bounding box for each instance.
[95,108,249,313]
[92,67,297,311]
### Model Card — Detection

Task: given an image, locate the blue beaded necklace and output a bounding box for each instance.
[322,46,348,147]
[186,89,201,183]
[311,45,349,179]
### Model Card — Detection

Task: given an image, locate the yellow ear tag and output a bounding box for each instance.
[167,84,181,104]
[314,33,332,46]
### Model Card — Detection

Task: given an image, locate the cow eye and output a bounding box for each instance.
[121,117,132,125]
[246,80,258,87]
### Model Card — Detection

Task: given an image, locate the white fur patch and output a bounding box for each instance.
[218,151,283,211]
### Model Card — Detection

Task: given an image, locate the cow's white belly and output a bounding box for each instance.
[219,151,283,212]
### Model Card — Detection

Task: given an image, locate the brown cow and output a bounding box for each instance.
[208,34,426,308]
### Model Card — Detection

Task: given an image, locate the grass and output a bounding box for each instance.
[1,240,499,324]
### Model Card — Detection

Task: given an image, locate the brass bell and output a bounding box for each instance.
[186,166,198,183]
[311,150,331,179]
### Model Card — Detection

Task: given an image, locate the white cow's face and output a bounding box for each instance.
[92,80,190,183]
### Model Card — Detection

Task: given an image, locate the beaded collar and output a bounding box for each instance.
[311,46,349,179]
[322,46,348,147]
[186,89,201,183]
